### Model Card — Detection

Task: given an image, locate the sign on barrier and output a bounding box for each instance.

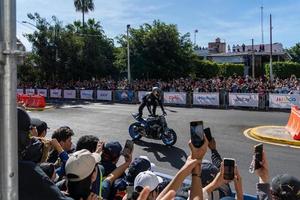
[80,90,94,100]
[115,90,135,102]
[229,93,259,107]
[193,93,219,106]
[269,94,300,109]
[64,90,76,99]
[97,90,112,101]
[17,88,24,94]
[50,89,62,98]
[164,92,186,105]
[37,89,47,97]
[138,91,149,103]
[25,89,35,95]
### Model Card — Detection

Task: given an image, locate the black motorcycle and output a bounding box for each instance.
[128,113,177,146]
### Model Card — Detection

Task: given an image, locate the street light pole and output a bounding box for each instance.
[194,29,198,47]
[127,24,131,83]
[0,0,19,199]
[252,38,255,78]
[269,14,273,82]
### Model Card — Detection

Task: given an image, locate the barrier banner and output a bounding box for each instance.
[25,89,35,95]
[269,94,300,109]
[37,89,47,97]
[138,91,149,103]
[50,89,62,98]
[96,90,112,101]
[193,93,219,106]
[164,92,186,105]
[229,93,259,107]
[17,88,24,94]
[64,90,76,99]
[80,90,94,100]
[115,90,134,102]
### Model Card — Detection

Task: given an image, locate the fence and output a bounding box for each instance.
[16,88,300,110]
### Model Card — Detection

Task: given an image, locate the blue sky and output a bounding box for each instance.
[17,0,300,51]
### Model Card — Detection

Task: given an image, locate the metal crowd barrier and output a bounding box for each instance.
[17,88,300,111]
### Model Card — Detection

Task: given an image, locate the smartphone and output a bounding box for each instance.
[254,143,263,170]
[122,140,134,158]
[204,128,212,142]
[190,121,205,148]
[223,158,235,180]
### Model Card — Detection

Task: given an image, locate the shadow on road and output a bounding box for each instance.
[134,140,188,170]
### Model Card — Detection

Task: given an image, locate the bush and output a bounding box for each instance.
[193,60,219,78]
[265,62,300,78]
[218,63,244,77]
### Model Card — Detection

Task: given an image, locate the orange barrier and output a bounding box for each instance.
[17,94,46,108]
[286,106,300,140]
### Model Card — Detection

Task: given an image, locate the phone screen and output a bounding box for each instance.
[254,143,263,170]
[190,121,204,148]
[223,158,235,180]
[122,140,134,157]
[204,128,212,142]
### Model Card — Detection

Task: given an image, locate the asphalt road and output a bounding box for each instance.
[29,102,300,195]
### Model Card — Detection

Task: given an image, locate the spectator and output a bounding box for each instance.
[101,141,122,176]
[18,107,72,200]
[31,118,49,137]
[48,126,74,163]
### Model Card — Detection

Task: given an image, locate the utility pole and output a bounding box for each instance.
[269,14,273,82]
[127,24,131,83]
[0,0,19,199]
[252,39,255,78]
[261,4,264,44]
[194,29,198,47]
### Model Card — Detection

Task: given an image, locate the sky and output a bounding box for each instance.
[17,0,300,51]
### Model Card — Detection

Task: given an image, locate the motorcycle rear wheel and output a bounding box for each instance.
[161,128,177,146]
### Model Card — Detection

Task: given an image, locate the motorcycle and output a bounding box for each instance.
[128,113,177,146]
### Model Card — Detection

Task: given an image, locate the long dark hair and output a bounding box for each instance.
[67,168,95,200]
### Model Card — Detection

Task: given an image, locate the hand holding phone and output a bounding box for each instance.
[190,121,205,148]
[254,143,263,170]
[121,140,134,158]
[223,158,235,180]
[204,128,213,142]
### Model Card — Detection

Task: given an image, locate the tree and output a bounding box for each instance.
[115,20,195,80]
[74,0,94,28]
[287,43,300,63]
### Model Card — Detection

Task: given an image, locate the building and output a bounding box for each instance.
[208,38,226,54]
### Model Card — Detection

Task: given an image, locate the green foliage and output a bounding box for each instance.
[218,63,244,77]
[287,43,300,63]
[192,59,244,78]
[20,13,116,81]
[265,61,300,78]
[115,20,195,80]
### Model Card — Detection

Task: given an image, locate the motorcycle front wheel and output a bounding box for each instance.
[161,128,177,146]
[128,122,143,140]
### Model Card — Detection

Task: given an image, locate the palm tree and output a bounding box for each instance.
[74,0,94,28]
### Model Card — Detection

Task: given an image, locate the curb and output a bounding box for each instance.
[26,106,54,111]
[244,126,300,147]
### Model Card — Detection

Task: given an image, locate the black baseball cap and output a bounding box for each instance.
[31,118,49,134]
[271,174,300,200]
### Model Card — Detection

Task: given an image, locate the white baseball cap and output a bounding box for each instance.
[134,171,163,192]
[65,149,101,182]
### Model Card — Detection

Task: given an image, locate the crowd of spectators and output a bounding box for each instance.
[18,75,300,94]
[18,106,300,200]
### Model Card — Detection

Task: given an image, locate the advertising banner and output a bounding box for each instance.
[50,89,62,98]
[64,90,76,99]
[80,90,94,100]
[115,90,135,102]
[193,93,219,106]
[37,89,48,97]
[269,94,300,109]
[17,88,24,94]
[25,89,35,95]
[97,90,112,101]
[163,92,186,105]
[138,91,149,103]
[229,93,259,107]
